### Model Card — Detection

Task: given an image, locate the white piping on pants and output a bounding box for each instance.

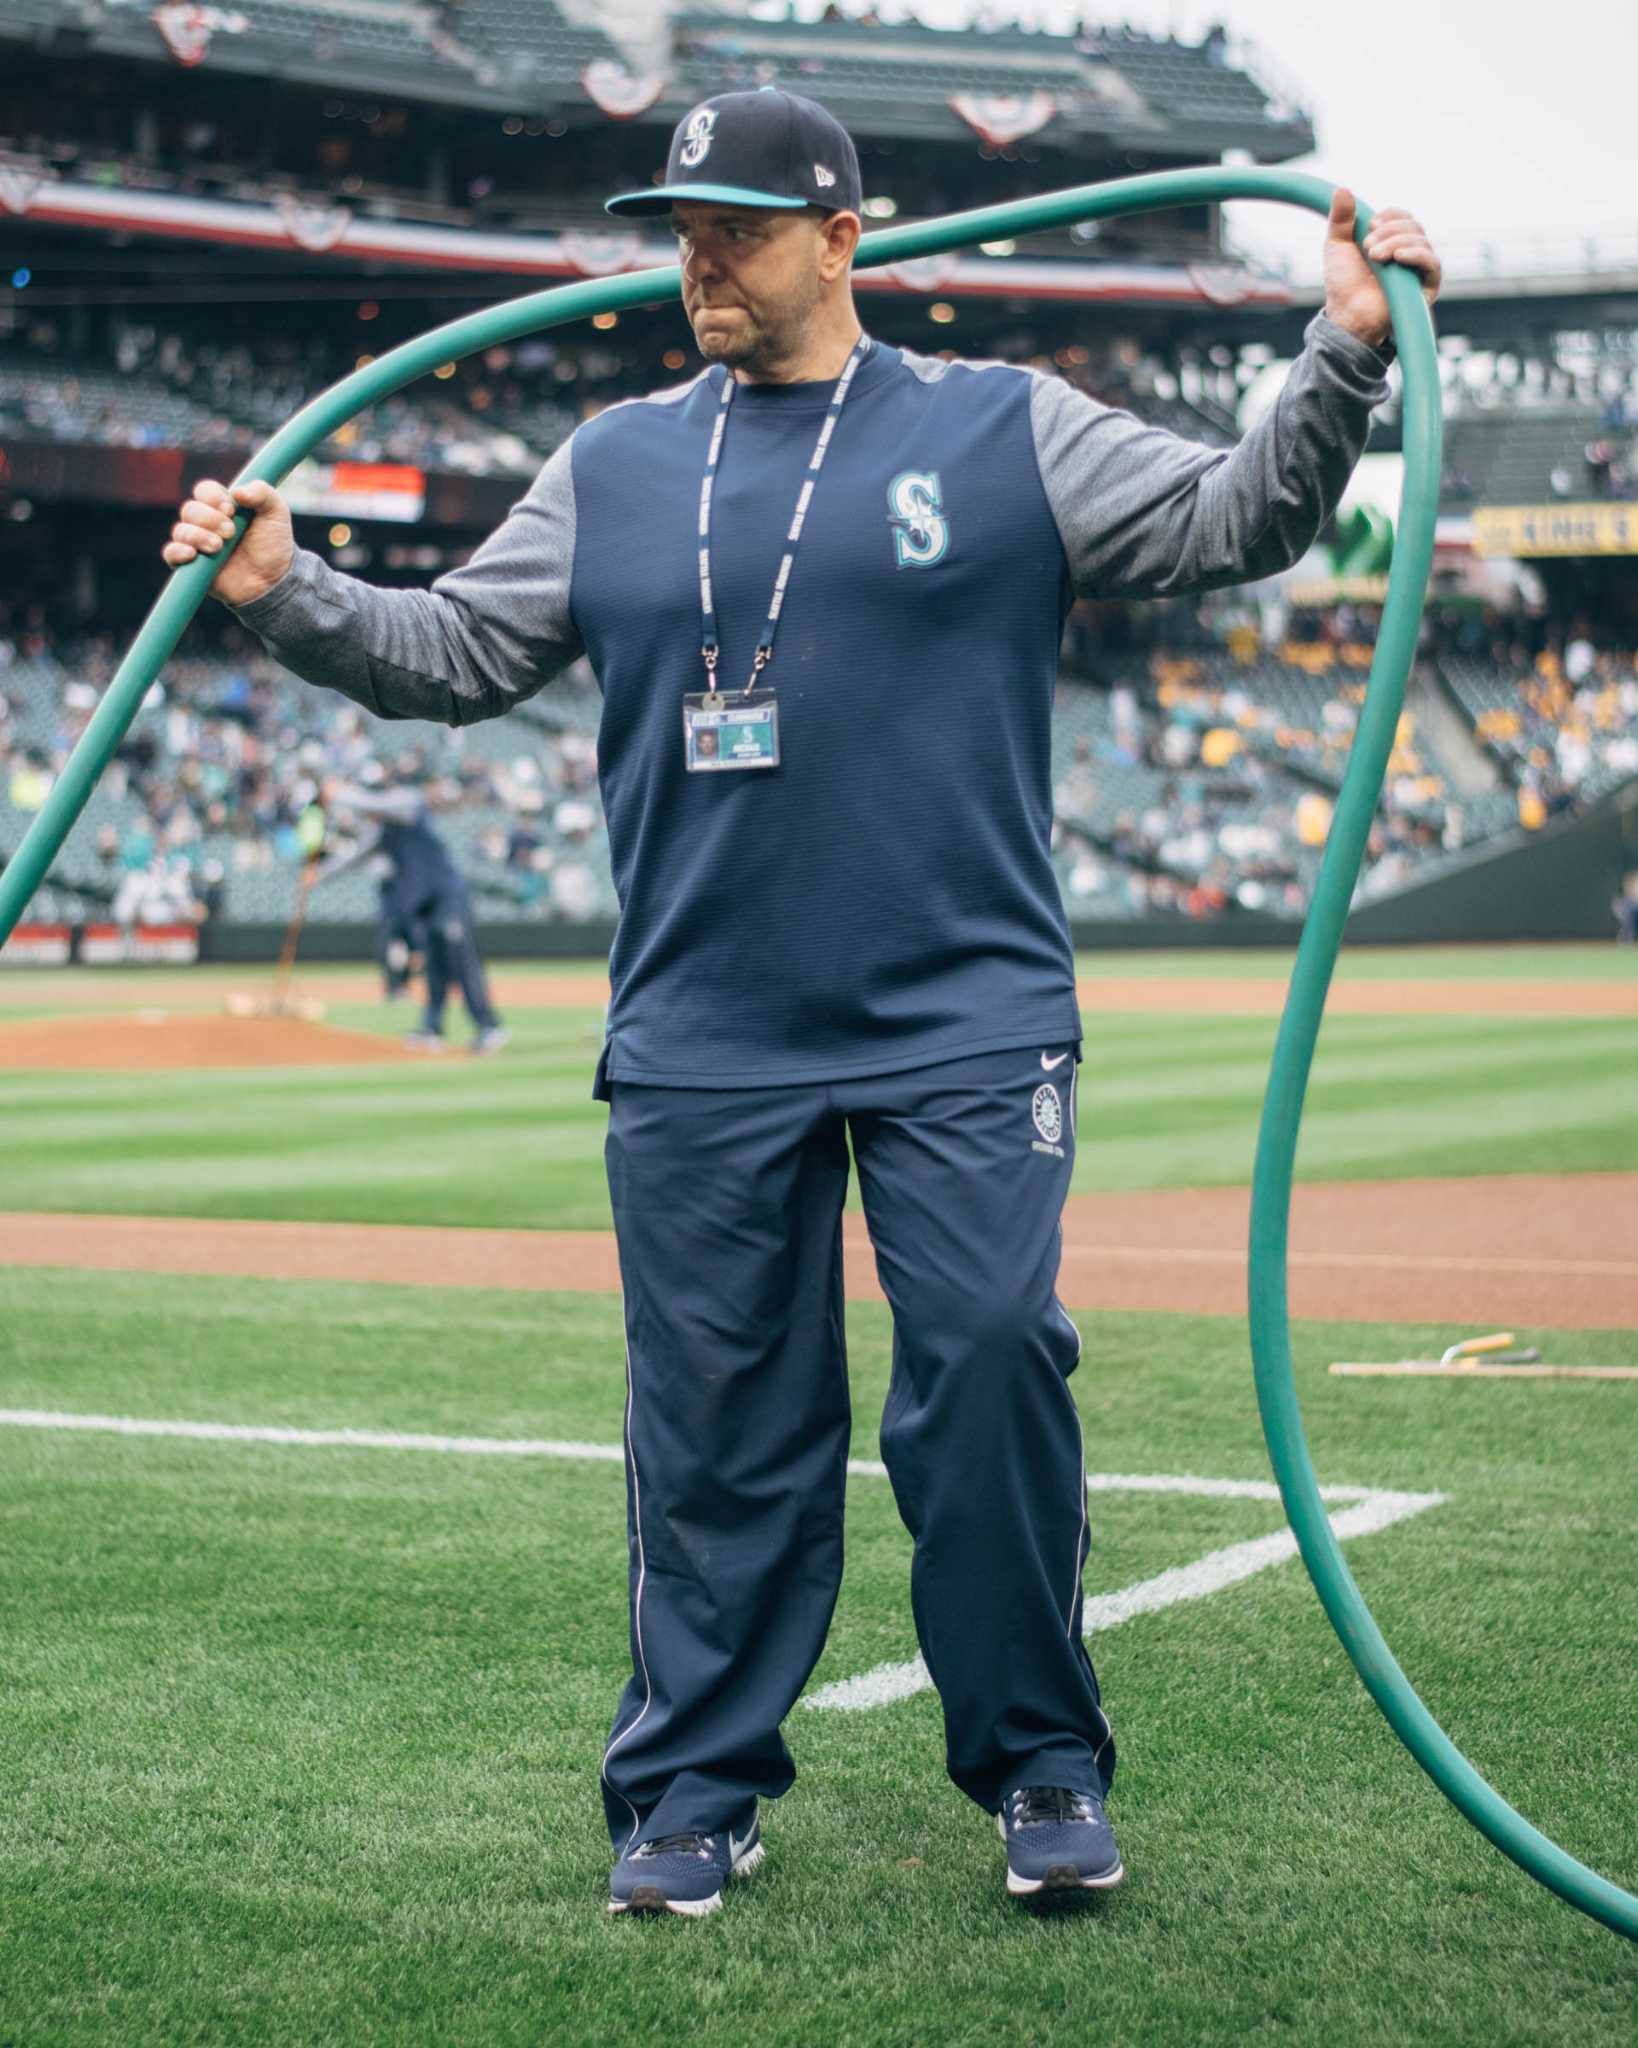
[1055,1195,1086,1639]
[600,1337,653,1845]
[1058,1288,1086,1638]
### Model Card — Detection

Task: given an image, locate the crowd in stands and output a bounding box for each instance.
[0,318,594,477]
[0,305,1244,481]
[0,601,616,931]
[5,586,1635,936]
[8,301,1637,517]
[1050,595,1638,917]
[14,305,1636,507]
[1439,633,1638,831]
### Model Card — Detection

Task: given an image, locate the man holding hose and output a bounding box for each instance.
[166,86,1440,1916]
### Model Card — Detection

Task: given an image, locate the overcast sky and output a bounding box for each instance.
[918,0,1636,282]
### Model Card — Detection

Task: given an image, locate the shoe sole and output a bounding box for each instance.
[609,1837,764,1917]
[1006,1859,1125,1896]
[998,1812,1123,1895]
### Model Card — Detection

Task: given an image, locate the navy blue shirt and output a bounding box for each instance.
[576,340,1080,1088]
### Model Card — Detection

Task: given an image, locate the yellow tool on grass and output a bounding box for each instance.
[1331,1332,1636,1380]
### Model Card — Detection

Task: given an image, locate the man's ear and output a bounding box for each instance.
[818,208,861,280]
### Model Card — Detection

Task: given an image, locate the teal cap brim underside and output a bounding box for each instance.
[604,183,814,217]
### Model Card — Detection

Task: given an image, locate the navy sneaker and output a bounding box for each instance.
[998,1785,1123,1898]
[608,1809,764,1918]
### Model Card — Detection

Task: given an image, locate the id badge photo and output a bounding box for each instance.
[683,692,781,773]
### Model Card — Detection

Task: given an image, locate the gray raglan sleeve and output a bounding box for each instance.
[217,434,584,725]
[310,828,384,886]
[328,783,423,825]
[1029,311,1394,600]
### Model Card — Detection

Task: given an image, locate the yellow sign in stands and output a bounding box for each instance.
[1473,502,1638,556]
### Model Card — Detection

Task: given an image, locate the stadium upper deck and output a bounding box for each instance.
[0,0,1312,154]
[0,0,1309,301]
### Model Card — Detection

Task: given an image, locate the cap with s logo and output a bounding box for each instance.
[604,86,862,217]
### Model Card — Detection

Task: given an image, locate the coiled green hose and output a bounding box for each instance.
[1,166,1631,1940]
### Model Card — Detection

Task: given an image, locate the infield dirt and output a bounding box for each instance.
[0,1013,433,1069]
[3,966,1632,1331]
[3,1175,1634,1330]
[3,969,1636,1019]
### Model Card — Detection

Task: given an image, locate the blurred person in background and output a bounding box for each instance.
[312,779,506,1053]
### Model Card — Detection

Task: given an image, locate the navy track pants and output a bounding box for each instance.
[599,1042,1114,1852]
[412,882,498,1035]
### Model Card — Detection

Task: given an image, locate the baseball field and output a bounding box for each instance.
[1,941,1634,2045]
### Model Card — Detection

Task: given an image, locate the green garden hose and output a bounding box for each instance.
[1,166,1631,1940]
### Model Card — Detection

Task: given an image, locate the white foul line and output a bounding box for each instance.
[0,1408,890,1478]
[0,1409,629,1462]
[0,1412,1386,1504]
[0,1409,1445,1716]
[802,1489,1447,1714]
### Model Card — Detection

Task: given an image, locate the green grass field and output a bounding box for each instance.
[1,942,1635,2043]
[3,1277,1635,2044]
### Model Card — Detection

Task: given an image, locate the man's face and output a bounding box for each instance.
[670,202,827,374]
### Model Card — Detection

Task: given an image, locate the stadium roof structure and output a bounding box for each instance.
[667,9,1311,152]
[0,0,1313,157]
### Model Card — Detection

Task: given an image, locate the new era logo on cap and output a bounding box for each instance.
[603,88,863,219]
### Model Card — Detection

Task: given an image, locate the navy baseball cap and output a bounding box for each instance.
[604,86,862,218]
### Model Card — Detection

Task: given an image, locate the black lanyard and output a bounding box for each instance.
[697,332,873,696]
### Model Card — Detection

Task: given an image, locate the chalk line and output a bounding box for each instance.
[0,1407,1444,1717]
[803,1488,1447,1713]
[0,1410,1377,1502]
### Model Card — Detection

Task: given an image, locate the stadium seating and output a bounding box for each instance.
[442,0,625,80]
[0,325,1237,481]
[1441,408,1613,506]
[1440,652,1638,811]
[1086,28,1275,125]
[2,0,1305,150]
[0,358,255,453]
[671,36,1080,106]
[7,611,1634,933]
[99,0,449,73]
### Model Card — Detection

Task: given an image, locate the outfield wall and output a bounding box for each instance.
[1344,780,1638,945]
[196,781,1638,958]
[189,913,1301,964]
[8,782,1633,967]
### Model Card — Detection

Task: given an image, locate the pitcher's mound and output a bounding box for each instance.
[0,1012,433,1071]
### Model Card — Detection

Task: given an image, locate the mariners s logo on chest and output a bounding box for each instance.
[886,470,949,569]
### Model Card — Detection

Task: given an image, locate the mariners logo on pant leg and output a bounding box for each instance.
[1031,1082,1064,1157]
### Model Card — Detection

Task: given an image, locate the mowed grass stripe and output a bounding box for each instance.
[0,1002,1632,1228]
[1083,1029,1635,1130]
[1086,1012,1637,1071]
[1070,941,1638,982]
[8,1014,1583,1143]
[1079,1041,1638,1152]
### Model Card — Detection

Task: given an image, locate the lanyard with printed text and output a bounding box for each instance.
[696,331,873,701]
